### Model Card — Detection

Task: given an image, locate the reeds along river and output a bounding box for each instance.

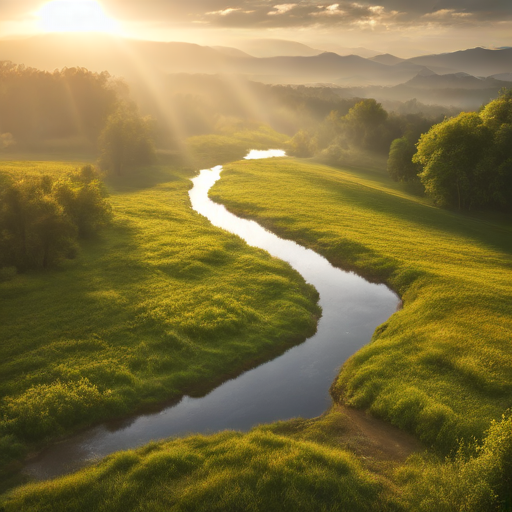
[25,149,399,480]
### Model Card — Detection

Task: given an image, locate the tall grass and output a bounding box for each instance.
[1,420,402,512]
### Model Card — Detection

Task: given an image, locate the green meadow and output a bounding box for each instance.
[2,145,512,510]
[0,144,319,479]
[210,157,512,452]
[1,415,403,512]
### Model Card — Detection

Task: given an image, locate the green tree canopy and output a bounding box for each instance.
[287,130,317,158]
[0,166,111,271]
[98,103,155,176]
[414,90,512,210]
[387,136,421,182]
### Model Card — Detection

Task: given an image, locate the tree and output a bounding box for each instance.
[98,103,155,176]
[387,136,421,182]
[341,99,391,152]
[0,177,76,269]
[53,165,112,237]
[287,130,317,157]
[414,113,491,209]
[0,166,112,271]
[414,90,512,211]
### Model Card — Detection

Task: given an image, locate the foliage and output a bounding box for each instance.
[401,412,512,511]
[286,129,317,157]
[211,157,512,456]
[387,137,422,182]
[0,61,122,149]
[414,89,512,210]
[53,165,112,237]
[98,103,156,176]
[317,102,441,167]
[0,175,77,270]
[333,99,394,153]
[0,165,111,270]
[1,379,114,440]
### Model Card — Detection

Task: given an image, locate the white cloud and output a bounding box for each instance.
[311,4,346,16]
[268,4,297,16]
[423,9,472,20]
[207,8,241,16]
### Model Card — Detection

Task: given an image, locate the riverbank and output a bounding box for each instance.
[0,148,320,488]
[211,157,512,452]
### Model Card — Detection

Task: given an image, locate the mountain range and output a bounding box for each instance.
[0,34,511,96]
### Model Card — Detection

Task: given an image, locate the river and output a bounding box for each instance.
[24,149,399,480]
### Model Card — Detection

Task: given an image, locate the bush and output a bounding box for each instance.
[401,412,512,511]
[0,166,111,270]
[1,378,114,440]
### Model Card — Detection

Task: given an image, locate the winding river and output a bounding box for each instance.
[25,150,399,480]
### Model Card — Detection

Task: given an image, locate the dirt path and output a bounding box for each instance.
[334,404,424,463]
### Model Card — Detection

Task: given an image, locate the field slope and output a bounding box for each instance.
[0,155,320,479]
[210,157,512,451]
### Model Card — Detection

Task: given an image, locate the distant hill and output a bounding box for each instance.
[343,70,512,109]
[1,34,510,91]
[0,34,426,86]
[241,52,427,85]
[318,45,380,58]
[407,47,512,77]
[370,54,405,65]
[0,33,238,77]
[491,72,512,81]
[211,46,252,58]
[236,39,323,58]
[404,71,511,90]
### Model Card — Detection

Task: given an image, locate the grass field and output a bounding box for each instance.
[2,148,512,510]
[1,413,404,512]
[210,158,512,452]
[0,137,320,481]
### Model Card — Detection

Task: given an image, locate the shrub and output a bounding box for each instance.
[1,378,114,440]
[401,412,512,511]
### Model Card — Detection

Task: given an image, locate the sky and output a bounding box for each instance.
[1,0,511,57]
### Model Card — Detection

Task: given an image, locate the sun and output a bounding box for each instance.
[37,0,119,34]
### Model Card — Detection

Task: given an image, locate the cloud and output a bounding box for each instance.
[3,0,512,36]
[311,4,346,17]
[268,4,297,15]
[207,7,242,16]
[194,1,409,28]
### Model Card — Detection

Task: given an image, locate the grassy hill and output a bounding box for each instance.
[211,157,512,452]
[0,141,319,486]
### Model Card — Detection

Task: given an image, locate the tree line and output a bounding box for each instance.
[0,61,127,149]
[286,98,440,163]
[389,89,512,210]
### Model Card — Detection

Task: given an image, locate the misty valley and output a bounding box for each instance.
[0,3,512,512]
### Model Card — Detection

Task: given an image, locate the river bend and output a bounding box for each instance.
[25,149,399,480]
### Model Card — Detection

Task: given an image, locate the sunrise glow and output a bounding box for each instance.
[37,0,119,33]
